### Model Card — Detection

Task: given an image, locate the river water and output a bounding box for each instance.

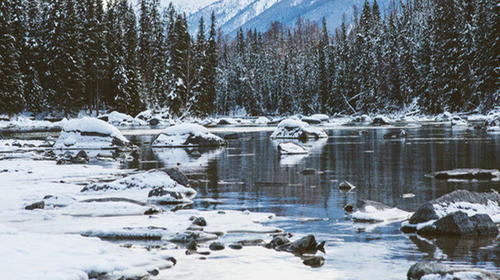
[113,124,500,279]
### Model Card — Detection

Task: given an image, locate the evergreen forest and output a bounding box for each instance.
[1,0,500,118]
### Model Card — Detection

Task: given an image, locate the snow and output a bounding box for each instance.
[0,228,175,280]
[152,123,225,147]
[0,157,281,279]
[0,115,66,131]
[54,117,129,149]
[432,200,500,223]
[270,119,328,139]
[81,168,197,204]
[352,206,412,223]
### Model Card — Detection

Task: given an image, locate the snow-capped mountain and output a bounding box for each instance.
[140,0,390,36]
[184,0,391,36]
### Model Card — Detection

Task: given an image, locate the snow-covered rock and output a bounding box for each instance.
[435,112,453,122]
[408,261,500,280]
[152,124,226,147]
[54,117,129,149]
[351,200,412,223]
[402,190,500,233]
[270,119,328,140]
[278,142,310,155]
[254,116,270,125]
[372,115,391,125]
[431,169,500,181]
[81,167,197,204]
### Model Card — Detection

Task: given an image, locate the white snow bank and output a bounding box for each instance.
[152,123,225,147]
[270,119,328,139]
[0,225,175,280]
[54,117,129,149]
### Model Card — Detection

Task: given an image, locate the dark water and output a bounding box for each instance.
[123,124,500,279]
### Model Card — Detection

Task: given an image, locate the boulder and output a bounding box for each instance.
[147,188,189,204]
[276,235,325,255]
[338,181,356,192]
[152,124,226,147]
[432,169,500,180]
[408,261,500,280]
[352,200,411,223]
[54,117,129,149]
[209,242,225,251]
[25,201,44,210]
[192,217,207,227]
[372,115,391,125]
[403,190,500,233]
[417,211,498,236]
[270,119,328,140]
[302,256,325,268]
[264,235,290,249]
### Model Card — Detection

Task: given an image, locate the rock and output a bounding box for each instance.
[276,235,325,254]
[192,217,207,227]
[148,118,160,126]
[270,119,328,140]
[186,240,198,250]
[54,117,130,149]
[343,204,354,213]
[152,124,226,147]
[72,150,89,164]
[303,256,325,268]
[372,115,391,125]
[301,116,322,124]
[264,235,290,249]
[338,181,356,191]
[209,242,225,251]
[228,244,243,250]
[408,261,500,280]
[432,169,500,180]
[25,201,45,210]
[405,190,500,231]
[148,188,187,204]
[408,203,439,225]
[383,129,408,139]
[162,167,189,187]
[417,211,498,236]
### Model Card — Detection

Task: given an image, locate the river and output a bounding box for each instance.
[113,123,500,279]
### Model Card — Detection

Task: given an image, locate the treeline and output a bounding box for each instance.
[0,0,217,118]
[218,0,500,115]
[1,0,500,118]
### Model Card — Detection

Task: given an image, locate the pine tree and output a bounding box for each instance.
[0,0,24,116]
[317,17,330,113]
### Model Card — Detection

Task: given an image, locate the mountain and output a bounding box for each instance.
[184,0,392,36]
